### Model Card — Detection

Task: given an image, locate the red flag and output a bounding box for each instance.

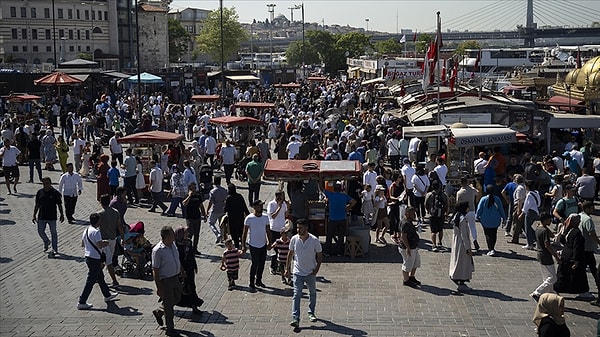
[422,44,431,91]
[576,47,582,69]
[441,59,447,86]
[413,31,417,42]
[474,49,481,72]
[449,59,458,91]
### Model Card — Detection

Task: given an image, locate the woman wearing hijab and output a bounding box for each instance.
[475,185,507,256]
[166,165,187,217]
[174,226,203,314]
[553,214,589,295]
[449,201,474,292]
[96,154,110,201]
[532,293,570,337]
[55,135,69,173]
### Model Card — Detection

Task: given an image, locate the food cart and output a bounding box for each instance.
[210,116,265,159]
[263,159,364,248]
[117,131,185,192]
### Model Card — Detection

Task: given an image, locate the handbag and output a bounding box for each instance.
[86,228,107,263]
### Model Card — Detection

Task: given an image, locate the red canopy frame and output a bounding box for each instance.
[273,83,301,88]
[263,159,362,181]
[191,94,220,102]
[234,102,276,109]
[209,116,265,127]
[117,131,184,145]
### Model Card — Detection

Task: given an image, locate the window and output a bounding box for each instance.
[68,30,73,40]
[31,8,37,18]
[86,46,90,52]
[77,46,81,52]
[85,30,90,40]
[44,8,50,18]
[23,46,28,52]
[22,29,27,39]
[67,9,72,19]
[104,11,108,20]
[32,29,38,40]
[12,46,19,52]
[59,29,64,38]
[77,30,81,40]
[69,46,74,52]
[33,46,39,52]
[92,11,95,20]
[77,9,80,20]
[46,46,52,52]
[98,11,102,20]
[20,7,26,18]
[45,29,51,40]
[85,10,89,20]
[10,7,17,17]
[57,8,63,19]
[12,29,17,39]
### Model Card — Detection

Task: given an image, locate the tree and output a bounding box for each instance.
[375,38,404,55]
[416,33,433,54]
[455,40,481,56]
[285,40,320,66]
[168,18,191,62]
[78,52,92,61]
[335,32,372,58]
[196,7,247,62]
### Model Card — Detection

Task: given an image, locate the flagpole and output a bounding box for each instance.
[436,12,441,126]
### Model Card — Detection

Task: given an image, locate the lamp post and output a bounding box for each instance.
[52,0,57,68]
[365,18,369,32]
[135,0,141,116]
[301,2,305,79]
[220,0,225,103]
[267,4,276,69]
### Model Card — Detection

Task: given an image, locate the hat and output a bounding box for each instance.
[565,184,576,191]
[562,151,571,157]
[251,199,264,207]
[376,185,386,191]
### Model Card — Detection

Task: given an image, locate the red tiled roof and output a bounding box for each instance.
[140,4,167,12]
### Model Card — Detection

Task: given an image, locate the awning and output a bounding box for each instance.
[234,102,275,109]
[273,83,301,88]
[450,127,516,147]
[191,94,220,102]
[263,160,362,181]
[546,111,600,129]
[402,125,449,138]
[306,76,327,81]
[103,71,131,79]
[209,116,264,127]
[361,77,385,86]
[536,95,585,112]
[70,74,90,82]
[117,131,184,144]
[348,66,360,72]
[226,75,260,81]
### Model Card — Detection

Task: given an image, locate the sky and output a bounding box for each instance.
[170,0,600,33]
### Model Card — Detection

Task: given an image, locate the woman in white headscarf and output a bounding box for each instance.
[532,293,570,337]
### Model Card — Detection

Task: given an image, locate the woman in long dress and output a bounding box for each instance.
[96,154,110,201]
[55,135,69,173]
[553,214,588,295]
[174,226,203,314]
[135,157,145,200]
[41,130,57,169]
[450,201,474,292]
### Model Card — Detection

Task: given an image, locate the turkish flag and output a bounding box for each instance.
[413,31,417,42]
[474,49,481,71]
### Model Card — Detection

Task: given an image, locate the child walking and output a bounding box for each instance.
[374,185,390,244]
[272,227,291,285]
[220,239,242,291]
[361,184,375,227]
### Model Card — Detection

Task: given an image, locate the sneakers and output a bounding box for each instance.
[457,284,472,292]
[308,313,317,322]
[104,292,119,302]
[522,244,535,250]
[111,282,120,289]
[409,276,422,286]
[152,309,164,326]
[256,281,266,288]
[290,318,300,328]
[403,279,418,288]
[43,243,49,252]
[529,292,540,302]
[504,232,511,237]
[576,292,595,299]
[269,268,278,275]
[249,282,256,290]
[77,302,93,310]
[432,246,439,252]
[486,250,496,256]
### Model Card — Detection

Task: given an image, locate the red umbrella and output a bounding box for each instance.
[34,72,83,86]
[210,116,265,127]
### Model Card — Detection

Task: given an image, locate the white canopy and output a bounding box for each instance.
[226,75,260,81]
[402,125,448,138]
[361,77,385,85]
[546,111,600,129]
[451,127,516,147]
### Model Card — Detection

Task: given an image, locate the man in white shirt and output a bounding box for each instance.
[58,162,83,224]
[286,136,302,159]
[569,145,585,171]
[148,160,168,213]
[473,152,488,175]
[72,132,86,173]
[0,138,21,194]
[267,191,289,274]
[219,139,237,184]
[433,157,449,188]
[386,135,401,170]
[401,158,416,207]
[408,137,421,163]
[363,162,378,192]
[242,200,273,290]
[182,160,199,192]
[109,131,123,166]
[204,131,217,168]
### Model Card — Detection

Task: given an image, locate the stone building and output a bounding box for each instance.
[137,3,169,71]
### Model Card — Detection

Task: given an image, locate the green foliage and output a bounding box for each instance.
[196,7,248,63]
[78,53,92,61]
[285,40,320,66]
[335,32,372,58]
[168,18,191,62]
[375,38,404,55]
[416,33,433,53]
[455,40,481,56]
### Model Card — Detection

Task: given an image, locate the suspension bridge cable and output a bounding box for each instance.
[424,0,508,31]
[479,2,526,30]
[540,1,590,26]
[448,1,514,31]
[535,4,581,27]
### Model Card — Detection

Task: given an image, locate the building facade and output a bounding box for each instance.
[167,7,211,63]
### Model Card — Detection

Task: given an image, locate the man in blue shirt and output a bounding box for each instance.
[347,144,365,164]
[323,183,356,256]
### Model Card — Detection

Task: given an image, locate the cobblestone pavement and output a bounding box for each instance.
[1,158,599,337]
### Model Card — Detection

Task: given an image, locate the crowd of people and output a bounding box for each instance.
[2,78,600,336]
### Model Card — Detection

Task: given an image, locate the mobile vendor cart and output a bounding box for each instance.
[262,159,367,252]
[210,116,265,160]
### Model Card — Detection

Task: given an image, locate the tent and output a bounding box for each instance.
[191,95,220,102]
[263,160,362,182]
[450,127,516,147]
[117,131,183,145]
[210,116,264,127]
[402,125,449,138]
[234,102,276,109]
[34,72,83,86]
[127,72,164,84]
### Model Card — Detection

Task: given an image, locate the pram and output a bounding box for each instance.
[234,156,252,182]
[198,164,213,199]
[119,221,153,279]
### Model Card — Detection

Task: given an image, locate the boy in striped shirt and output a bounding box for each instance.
[272,228,292,285]
[220,239,242,290]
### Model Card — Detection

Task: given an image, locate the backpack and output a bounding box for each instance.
[430,192,445,218]
[556,197,579,219]
[329,151,340,160]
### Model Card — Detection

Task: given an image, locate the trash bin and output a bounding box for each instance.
[348,226,370,254]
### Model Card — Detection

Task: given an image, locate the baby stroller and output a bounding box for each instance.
[198,164,213,199]
[119,221,153,279]
[235,156,252,182]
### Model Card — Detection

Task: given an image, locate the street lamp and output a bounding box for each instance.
[300,3,305,79]
[220,0,225,103]
[135,0,141,116]
[52,0,57,68]
[365,18,369,32]
[267,4,276,69]
[289,4,301,25]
